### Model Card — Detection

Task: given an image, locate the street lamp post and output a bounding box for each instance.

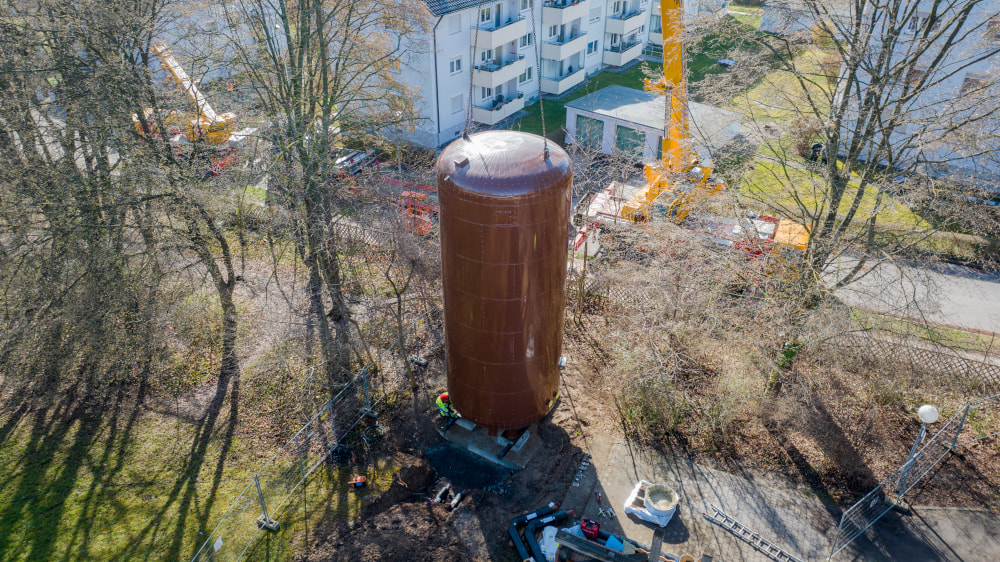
[897,404,939,495]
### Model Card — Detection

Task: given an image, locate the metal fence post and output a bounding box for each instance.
[329,401,339,446]
[828,516,845,560]
[896,423,925,495]
[254,475,279,531]
[359,366,377,418]
[295,433,306,477]
[951,403,971,450]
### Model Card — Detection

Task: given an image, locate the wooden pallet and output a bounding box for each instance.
[702,504,803,562]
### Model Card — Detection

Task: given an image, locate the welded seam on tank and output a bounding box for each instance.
[448,350,557,367]
[446,320,556,335]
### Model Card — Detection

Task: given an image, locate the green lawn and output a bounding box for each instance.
[0,387,399,561]
[512,65,650,137]
[727,5,763,29]
[850,308,1000,354]
[743,158,931,230]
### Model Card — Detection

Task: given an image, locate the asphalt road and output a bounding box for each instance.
[830,257,1000,334]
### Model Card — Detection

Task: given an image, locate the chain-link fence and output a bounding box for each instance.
[190,311,441,562]
[828,393,1000,559]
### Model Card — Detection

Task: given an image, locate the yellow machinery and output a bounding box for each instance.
[133,43,236,145]
[621,0,724,222]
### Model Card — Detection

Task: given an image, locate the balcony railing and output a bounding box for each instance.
[543,0,584,7]
[482,91,525,111]
[545,31,586,46]
[606,39,641,53]
[475,15,524,32]
[472,92,526,125]
[540,67,586,94]
[474,55,525,73]
[542,67,584,82]
[607,9,644,21]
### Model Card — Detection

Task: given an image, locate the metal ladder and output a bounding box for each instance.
[703,504,803,562]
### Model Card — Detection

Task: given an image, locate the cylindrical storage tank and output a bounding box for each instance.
[437,131,571,433]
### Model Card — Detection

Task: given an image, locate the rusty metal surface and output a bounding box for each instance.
[437,131,572,432]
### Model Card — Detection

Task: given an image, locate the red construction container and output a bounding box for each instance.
[580,518,601,540]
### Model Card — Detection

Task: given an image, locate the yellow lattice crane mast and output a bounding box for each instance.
[621,0,724,222]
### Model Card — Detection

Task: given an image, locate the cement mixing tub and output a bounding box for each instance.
[624,480,678,527]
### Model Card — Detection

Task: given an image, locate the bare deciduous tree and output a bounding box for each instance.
[218,0,431,385]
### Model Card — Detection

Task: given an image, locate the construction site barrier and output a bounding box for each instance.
[828,393,1000,559]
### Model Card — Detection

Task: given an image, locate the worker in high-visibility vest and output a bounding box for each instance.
[436,392,458,418]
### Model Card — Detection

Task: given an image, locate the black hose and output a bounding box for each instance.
[525,510,573,562]
[508,503,558,561]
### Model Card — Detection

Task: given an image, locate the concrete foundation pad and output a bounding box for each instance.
[438,419,540,470]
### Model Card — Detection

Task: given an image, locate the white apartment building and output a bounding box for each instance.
[645,0,729,52]
[403,0,655,147]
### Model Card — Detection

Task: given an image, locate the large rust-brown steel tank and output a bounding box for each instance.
[437,131,571,433]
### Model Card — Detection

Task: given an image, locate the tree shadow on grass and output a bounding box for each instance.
[0,381,143,561]
[764,396,879,507]
[116,369,240,561]
[0,363,240,562]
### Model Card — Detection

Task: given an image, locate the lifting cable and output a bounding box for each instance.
[463,0,486,140]
[527,0,549,159]
[462,0,548,160]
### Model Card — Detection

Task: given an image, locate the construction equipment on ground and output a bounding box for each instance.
[621,0,725,223]
[400,190,434,236]
[132,43,255,174]
[686,211,809,274]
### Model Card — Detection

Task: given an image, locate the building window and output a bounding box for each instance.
[521,0,532,10]
[548,24,558,38]
[480,7,491,22]
[610,33,620,46]
[519,66,533,84]
[987,17,1000,41]
[639,25,645,34]
[613,1,622,15]
[908,11,941,33]
[960,72,989,96]
[650,15,661,33]
[587,40,599,55]
[451,94,463,114]
[520,33,534,47]
[589,7,601,22]
[448,14,461,34]
[449,56,462,74]
[576,115,604,150]
[481,86,493,100]
[480,48,494,63]
[614,125,645,159]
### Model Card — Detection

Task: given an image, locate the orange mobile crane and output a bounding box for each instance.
[133,43,253,174]
[621,0,725,222]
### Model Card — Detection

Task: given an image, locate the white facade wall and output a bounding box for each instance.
[834,0,1000,184]
[403,0,661,148]
[565,106,663,159]
[565,105,740,163]
[647,0,731,45]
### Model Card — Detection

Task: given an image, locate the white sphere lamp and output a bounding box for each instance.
[917,404,939,424]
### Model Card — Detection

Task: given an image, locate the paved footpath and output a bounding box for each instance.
[559,435,1000,561]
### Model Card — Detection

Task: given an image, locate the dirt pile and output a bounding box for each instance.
[302,453,481,561]
[302,501,475,561]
